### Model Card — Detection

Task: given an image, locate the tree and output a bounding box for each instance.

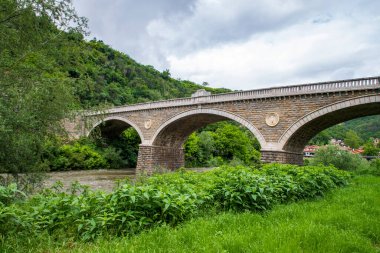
[184,122,261,167]
[309,130,330,145]
[161,69,171,80]
[213,123,260,165]
[184,131,215,167]
[363,140,380,156]
[344,130,362,148]
[0,0,87,178]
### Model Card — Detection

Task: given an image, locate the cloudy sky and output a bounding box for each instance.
[73,0,380,90]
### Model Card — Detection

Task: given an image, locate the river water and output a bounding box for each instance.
[1,168,212,193]
[43,169,136,192]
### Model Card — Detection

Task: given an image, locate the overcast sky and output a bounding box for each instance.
[73,0,380,90]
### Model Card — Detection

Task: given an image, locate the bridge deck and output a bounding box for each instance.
[87,76,379,115]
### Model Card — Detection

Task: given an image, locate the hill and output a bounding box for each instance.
[310,115,380,145]
[54,33,229,108]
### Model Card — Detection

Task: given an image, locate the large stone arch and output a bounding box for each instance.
[278,94,380,153]
[87,116,145,143]
[150,108,266,148]
[136,109,266,173]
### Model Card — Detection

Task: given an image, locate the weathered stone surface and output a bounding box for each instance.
[67,77,380,173]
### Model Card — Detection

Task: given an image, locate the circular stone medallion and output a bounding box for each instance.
[265,112,280,127]
[144,119,152,129]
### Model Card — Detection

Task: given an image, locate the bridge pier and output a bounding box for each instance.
[261,150,303,165]
[136,145,185,174]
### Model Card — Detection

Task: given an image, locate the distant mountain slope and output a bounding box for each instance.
[343,115,380,140]
[310,115,380,145]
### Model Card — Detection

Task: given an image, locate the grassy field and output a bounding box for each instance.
[6,175,378,253]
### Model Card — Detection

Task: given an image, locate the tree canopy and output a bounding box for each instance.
[0,0,86,173]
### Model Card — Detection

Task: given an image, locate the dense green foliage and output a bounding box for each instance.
[48,143,107,171]
[363,139,380,156]
[62,39,229,107]
[0,165,350,243]
[0,0,85,175]
[184,122,261,167]
[308,145,369,171]
[96,128,141,168]
[0,184,25,207]
[42,134,138,171]
[307,145,380,176]
[310,115,380,146]
[44,176,378,253]
[357,159,380,176]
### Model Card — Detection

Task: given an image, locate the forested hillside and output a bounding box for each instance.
[53,33,229,108]
[310,115,380,146]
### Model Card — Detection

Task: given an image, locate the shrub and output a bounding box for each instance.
[0,184,25,206]
[50,143,107,171]
[207,156,224,167]
[308,145,369,171]
[184,122,261,167]
[369,159,380,176]
[356,158,380,176]
[100,147,125,169]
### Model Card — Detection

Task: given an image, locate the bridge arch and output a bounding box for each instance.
[87,116,145,143]
[278,94,380,153]
[150,108,266,148]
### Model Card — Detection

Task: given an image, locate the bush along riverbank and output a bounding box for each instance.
[0,164,351,246]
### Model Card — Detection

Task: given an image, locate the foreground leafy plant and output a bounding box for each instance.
[0,164,351,242]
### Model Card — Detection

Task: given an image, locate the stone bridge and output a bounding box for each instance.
[65,76,380,173]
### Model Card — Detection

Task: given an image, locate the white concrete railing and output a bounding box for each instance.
[88,76,380,115]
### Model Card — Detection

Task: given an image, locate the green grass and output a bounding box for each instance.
[5,175,379,253]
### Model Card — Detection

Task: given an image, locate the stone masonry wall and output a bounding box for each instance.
[136,145,184,174]
[261,151,303,165]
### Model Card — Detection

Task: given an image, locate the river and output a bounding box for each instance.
[43,167,212,192]
[43,169,136,192]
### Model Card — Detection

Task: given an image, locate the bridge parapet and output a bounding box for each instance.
[88,76,379,115]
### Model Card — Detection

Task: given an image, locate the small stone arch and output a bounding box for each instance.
[150,108,266,147]
[278,94,380,152]
[87,116,145,143]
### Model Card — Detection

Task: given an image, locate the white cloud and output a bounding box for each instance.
[165,10,380,89]
[146,0,303,56]
[73,0,380,90]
